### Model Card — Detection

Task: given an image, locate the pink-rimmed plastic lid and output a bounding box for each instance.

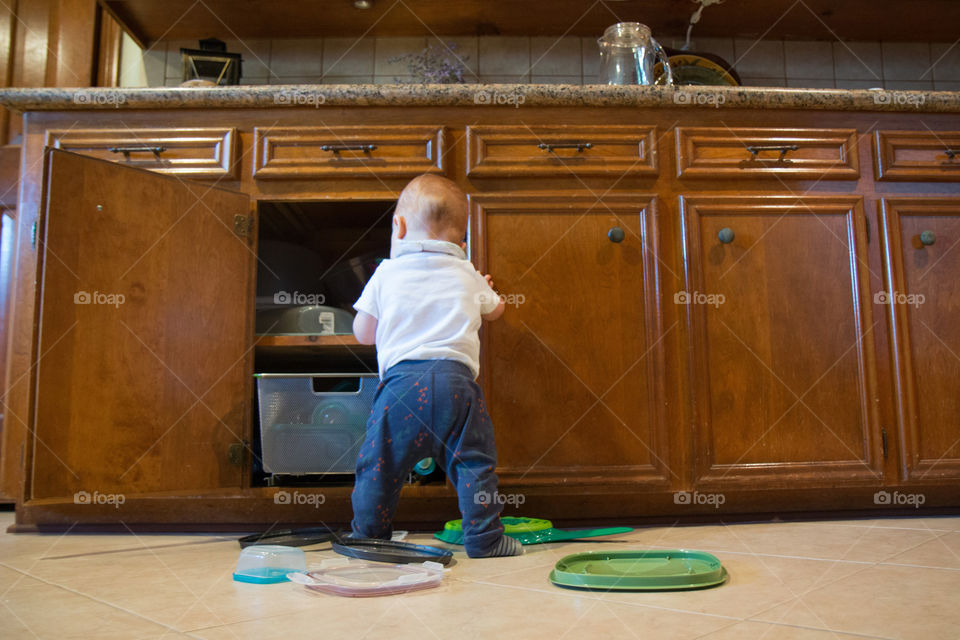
[287,558,446,597]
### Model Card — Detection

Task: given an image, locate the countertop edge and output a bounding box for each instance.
[0,84,957,113]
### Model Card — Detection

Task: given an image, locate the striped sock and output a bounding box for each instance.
[469,535,523,558]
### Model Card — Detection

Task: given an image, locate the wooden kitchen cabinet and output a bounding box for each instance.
[0,91,957,528]
[680,196,883,488]
[472,194,670,489]
[880,198,960,482]
[30,150,253,501]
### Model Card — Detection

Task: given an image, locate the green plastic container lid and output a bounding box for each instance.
[435,516,553,544]
[444,516,553,534]
[549,550,728,591]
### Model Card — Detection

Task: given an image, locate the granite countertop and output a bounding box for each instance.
[0,84,956,112]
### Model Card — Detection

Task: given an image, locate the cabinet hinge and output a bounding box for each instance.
[227,442,246,466]
[30,220,37,248]
[233,214,253,238]
[881,428,888,459]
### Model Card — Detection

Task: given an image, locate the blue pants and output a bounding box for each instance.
[351,360,505,556]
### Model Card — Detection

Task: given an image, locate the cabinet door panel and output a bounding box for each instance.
[881,199,960,480]
[473,194,669,487]
[31,150,253,500]
[681,196,882,487]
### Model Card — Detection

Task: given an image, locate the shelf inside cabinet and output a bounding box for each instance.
[255,334,369,348]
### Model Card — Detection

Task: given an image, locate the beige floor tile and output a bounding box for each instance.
[752,563,960,639]
[474,550,867,621]
[698,619,885,639]
[2,513,958,639]
[658,520,945,563]
[824,516,960,533]
[194,579,733,640]
[0,569,174,639]
[880,531,960,569]
[19,537,321,631]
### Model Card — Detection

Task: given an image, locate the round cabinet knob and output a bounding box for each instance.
[608,226,625,243]
[718,227,735,244]
[920,230,936,246]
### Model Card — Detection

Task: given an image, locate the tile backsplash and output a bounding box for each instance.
[123,34,959,90]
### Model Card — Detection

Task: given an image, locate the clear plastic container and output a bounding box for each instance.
[287,558,446,597]
[233,545,307,584]
[255,373,377,474]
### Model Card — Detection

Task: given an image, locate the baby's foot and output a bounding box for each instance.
[468,535,523,558]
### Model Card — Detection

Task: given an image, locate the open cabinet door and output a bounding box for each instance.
[30,150,254,501]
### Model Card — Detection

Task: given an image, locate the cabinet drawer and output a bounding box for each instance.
[875,130,960,181]
[252,126,445,179]
[676,127,859,179]
[45,128,237,180]
[466,125,658,177]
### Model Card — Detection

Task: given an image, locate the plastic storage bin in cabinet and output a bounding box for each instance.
[255,373,378,474]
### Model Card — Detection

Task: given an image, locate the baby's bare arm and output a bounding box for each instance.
[481,274,506,322]
[353,311,378,344]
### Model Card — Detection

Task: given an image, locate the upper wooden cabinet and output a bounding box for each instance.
[675,127,860,180]
[466,125,658,178]
[880,198,960,482]
[680,195,882,487]
[45,128,238,180]
[252,126,446,180]
[874,131,960,182]
[30,150,253,501]
[472,193,670,488]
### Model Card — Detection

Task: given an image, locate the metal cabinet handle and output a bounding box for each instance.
[608,226,625,243]
[718,227,735,244]
[746,144,799,160]
[920,230,936,246]
[108,146,166,160]
[320,144,377,154]
[538,142,593,153]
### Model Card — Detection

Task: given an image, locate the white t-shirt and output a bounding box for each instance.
[354,239,500,379]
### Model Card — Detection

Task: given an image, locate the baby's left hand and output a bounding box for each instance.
[483,274,496,291]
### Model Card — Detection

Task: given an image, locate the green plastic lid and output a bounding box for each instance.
[549,550,728,591]
[435,516,553,544]
[444,516,553,534]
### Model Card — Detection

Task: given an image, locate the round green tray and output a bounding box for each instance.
[549,549,728,591]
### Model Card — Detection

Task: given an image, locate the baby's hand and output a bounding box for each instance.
[484,274,495,289]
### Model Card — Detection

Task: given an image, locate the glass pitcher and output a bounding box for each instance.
[597,22,673,85]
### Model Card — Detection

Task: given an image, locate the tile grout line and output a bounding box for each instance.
[741,525,959,636]
[0,561,188,637]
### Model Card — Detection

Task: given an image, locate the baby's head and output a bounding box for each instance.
[393,174,468,246]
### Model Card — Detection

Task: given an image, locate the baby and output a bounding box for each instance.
[350,174,522,558]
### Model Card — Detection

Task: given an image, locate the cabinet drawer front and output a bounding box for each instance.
[466,125,658,177]
[875,130,960,181]
[45,128,237,179]
[253,126,445,179]
[676,127,859,179]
